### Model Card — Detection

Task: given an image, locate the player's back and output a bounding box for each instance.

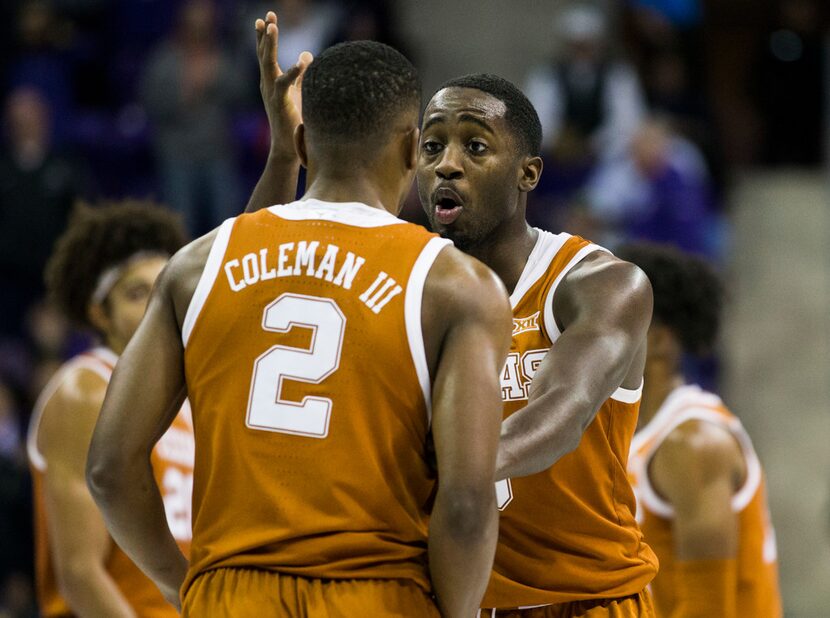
[181,199,451,597]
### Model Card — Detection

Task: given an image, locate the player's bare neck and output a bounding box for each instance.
[639,366,684,429]
[302,173,397,216]
[467,221,537,295]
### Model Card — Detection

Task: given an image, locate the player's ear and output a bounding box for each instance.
[404,126,419,171]
[518,155,543,193]
[88,302,110,335]
[294,123,308,169]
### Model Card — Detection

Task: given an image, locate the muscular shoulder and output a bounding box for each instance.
[425,245,510,321]
[553,251,652,331]
[39,365,109,462]
[158,228,221,326]
[651,419,744,506]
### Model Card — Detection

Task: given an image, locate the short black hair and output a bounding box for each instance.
[616,243,723,355]
[436,73,542,156]
[45,200,188,331]
[302,40,420,150]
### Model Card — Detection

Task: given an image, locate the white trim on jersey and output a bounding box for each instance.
[610,380,644,404]
[182,218,237,347]
[630,385,764,519]
[541,242,611,342]
[27,349,114,472]
[508,229,570,309]
[405,237,453,426]
[267,199,408,228]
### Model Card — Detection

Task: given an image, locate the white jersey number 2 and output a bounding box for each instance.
[246,293,346,438]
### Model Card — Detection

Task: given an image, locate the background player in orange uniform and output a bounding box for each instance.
[27,202,193,617]
[246,19,657,616]
[86,38,512,618]
[619,243,782,618]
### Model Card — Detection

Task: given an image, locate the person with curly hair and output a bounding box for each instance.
[27,201,195,617]
[619,242,782,618]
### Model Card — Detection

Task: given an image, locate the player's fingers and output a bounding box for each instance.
[275,62,303,94]
[266,11,277,25]
[255,18,265,47]
[268,21,280,77]
[297,51,314,71]
[258,21,278,83]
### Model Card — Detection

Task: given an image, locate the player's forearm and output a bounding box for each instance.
[428,488,498,617]
[58,562,137,618]
[671,558,738,618]
[87,458,187,605]
[244,149,300,213]
[496,332,633,480]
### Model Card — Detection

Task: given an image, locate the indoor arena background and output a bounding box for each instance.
[0,0,827,616]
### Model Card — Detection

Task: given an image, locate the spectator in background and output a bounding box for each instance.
[141,0,248,236]
[4,1,75,144]
[0,88,85,343]
[585,116,723,259]
[754,0,826,166]
[525,4,646,165]
[0,378,35,618]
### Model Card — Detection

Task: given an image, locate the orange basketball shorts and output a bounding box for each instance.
[182,567,440,617]
[478,590,655,618]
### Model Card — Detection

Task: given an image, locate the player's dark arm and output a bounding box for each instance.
[497,253,652,480]
[86,257,190,609]
[651,420,741,618]
[425,249,512,617]
[39,374,137,617]
[245,12,311,213]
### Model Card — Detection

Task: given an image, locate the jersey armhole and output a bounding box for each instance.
[541,243,610,340]
[404,237,453,427]
[182,218,237,347]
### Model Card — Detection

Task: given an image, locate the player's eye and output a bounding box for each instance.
[467,140,488,155]
[422,140,443,155]
[124,285,151,302]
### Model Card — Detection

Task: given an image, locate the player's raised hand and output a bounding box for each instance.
[255,12,313,160]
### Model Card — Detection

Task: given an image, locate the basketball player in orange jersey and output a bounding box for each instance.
[86,39,512,618]
[616,243,782,618]
[27,202,194,617]
[245,19,657,616]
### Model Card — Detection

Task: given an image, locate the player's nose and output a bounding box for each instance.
[435,146,464,180]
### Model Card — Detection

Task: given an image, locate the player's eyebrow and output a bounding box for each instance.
[422,112,495,133]
[457,113,495,134]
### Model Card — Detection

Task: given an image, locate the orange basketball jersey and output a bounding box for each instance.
[27,346,194,617]
[482,230,658,610]
[180,200,452,599]
[628,384,782,617]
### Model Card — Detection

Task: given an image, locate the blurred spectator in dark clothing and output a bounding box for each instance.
[0,378,35,618]
[326,0,408,55]
[586,116,724,259]
[4,1,76,143]
[526,4,647,163]
[754,0,826,166]
[141,0,248,235]
[0,88,85,341]
[525,3,646,214]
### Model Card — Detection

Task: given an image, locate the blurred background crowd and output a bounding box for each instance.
[0,0,827,616]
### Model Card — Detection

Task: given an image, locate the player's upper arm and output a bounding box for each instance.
[544,252,652,396]
[39,369,113,583]
[650,419,742,560]
[424,247,512,490]
[554,252,652,345]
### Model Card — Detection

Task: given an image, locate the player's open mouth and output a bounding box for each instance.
[433,187,464,225]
